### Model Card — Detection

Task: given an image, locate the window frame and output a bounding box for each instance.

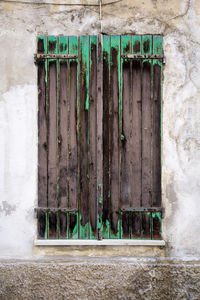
[35,34,164,243]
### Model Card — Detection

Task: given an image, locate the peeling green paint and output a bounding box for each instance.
[153,35,163,55]
[38,35,163,241]
[80,36,89,111]
[121,134,125,141]
[142,35,152,55]
[132,35,141,54]
[98,184,102,204]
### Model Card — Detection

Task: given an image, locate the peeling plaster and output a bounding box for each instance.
[0,201,16,216]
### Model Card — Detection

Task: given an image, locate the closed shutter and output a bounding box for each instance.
[35,35,163,240]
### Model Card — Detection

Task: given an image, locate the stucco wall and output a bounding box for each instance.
[0,0,200,258]
[1,258,200,299]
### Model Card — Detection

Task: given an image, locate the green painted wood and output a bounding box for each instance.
[79,36,90,239]
[102,35,110,239]
[68,36,78,239]
[58,36,69,211]
[48,35,58,54]
[89,36,97,239]
[132,35,141,54]
[109,35,120,239]
[59,36,68,54]
[121,35,132,239]
[153,35,163,55]
[152,212,162,239]
[37,35,163,241]
[96,35,103,240]
[142,35,152,55]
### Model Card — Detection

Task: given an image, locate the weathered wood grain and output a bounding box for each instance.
[89,36,97,235]
[141,61,152,207]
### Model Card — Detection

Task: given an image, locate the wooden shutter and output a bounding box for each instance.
[36,35,163,240]
[102,35,163,239]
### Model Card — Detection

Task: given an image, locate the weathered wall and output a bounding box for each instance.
[1,258,200,299]
[0,0,200,258]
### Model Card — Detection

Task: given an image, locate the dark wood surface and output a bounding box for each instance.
[37,35,162,240]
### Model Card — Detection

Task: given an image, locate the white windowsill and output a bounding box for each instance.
[34,239,165,246]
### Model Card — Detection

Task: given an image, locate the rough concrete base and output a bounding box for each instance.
[0,258,200,300]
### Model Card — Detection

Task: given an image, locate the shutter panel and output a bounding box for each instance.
[102,35,163,240]
[36,36,99,239]
[36,35,163,240]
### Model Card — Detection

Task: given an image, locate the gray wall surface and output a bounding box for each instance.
[0,0,200,259]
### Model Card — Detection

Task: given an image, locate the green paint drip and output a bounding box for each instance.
[98,184,102,204]
[85,97,89,110]
[45,212,48,239]
[80,36,89,112]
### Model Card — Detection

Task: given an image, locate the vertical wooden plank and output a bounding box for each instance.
[153,35,163,55]
[121,35,131,238]
[38,211,46,238]
[38,36,47,210]
[131,212,141,238]
[47,36,58,209]
[141,35,153,238]
[58,37,68,208]
[141,212,151,239]
[102,35,110,239]
[58,36,68,238]
[59,36,68,54]
[59,212,68,239]
[121,212,130,239]
[152,62,161,207]
[47,36,58,238]
[110,36,120,238]
[37,36,48,238]
[131,56,142,206]
[130,35,142,239]
[132,36,141,54]
[121,59,131,207]
[152,36,162,207]
[69,212,78,239]
[141,59,152,207]
[68,36,78,208]
[68,36,78,239]
[79,36,89,239]
[89,36,97,238]
[142,35,152,55]
[152,212,162,239]
[97,34,103,239]
[48,211,57,239]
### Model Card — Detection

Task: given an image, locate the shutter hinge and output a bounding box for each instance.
[121,54,164,59]
[34,53,78,64]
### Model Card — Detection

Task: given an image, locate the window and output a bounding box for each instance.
[35,35,163,241]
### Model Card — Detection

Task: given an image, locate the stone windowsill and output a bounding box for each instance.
[34,239,165,246]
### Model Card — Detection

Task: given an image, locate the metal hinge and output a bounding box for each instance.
[120,207,165,218]
[34,53,78,63]
[121,54,164,59]
[34,207,78,216]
